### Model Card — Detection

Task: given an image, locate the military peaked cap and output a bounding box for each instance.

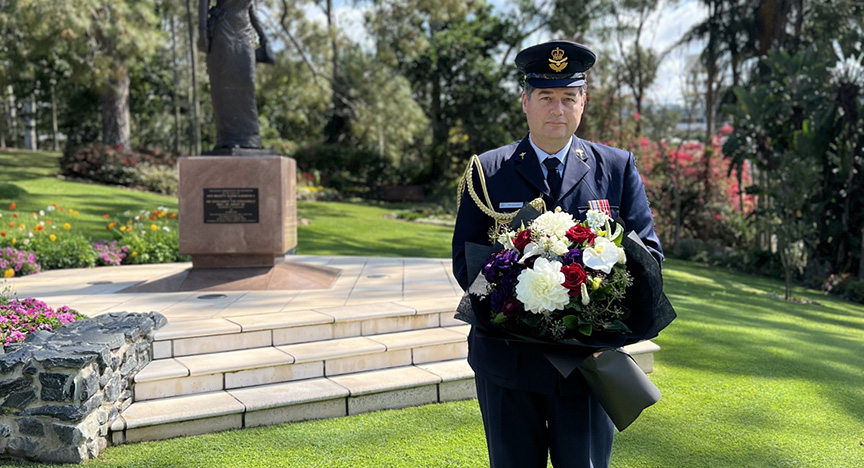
[515,40,596,88]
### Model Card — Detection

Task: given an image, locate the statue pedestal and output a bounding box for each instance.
[178,152,298,269]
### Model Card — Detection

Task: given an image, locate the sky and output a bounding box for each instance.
[295,0,709,105]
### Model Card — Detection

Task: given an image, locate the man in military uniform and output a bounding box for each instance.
[451,40,663,468]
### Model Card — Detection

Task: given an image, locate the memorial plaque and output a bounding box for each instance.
[203,188,260,224]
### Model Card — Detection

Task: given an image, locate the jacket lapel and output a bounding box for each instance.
[559,137,591,200]
[513,136,550,197]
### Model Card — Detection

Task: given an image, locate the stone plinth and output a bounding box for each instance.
[178,154,297,268]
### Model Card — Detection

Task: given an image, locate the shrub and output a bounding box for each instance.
[297,186,342,201]
[28,233,98,270]
[291,144,389,195]
[136,164,179,195]
[107,207,188,264]
[833,277,864,305]
[60,143,178,191]
[0,203,98,270]
[0,247,41,278]
[0,298,85,346]
[92,240,129,266]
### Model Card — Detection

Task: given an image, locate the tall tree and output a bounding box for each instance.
[610,0,662,136]
[13,0,165,148]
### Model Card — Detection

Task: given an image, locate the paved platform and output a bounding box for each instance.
[4,256,660,445]
[3,255,463,324]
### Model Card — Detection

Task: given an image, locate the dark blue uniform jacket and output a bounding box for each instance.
[451,135,663,394]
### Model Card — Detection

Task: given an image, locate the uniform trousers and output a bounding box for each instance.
[475,373,614,468]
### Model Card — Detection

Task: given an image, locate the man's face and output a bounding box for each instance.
[521,87,585,153]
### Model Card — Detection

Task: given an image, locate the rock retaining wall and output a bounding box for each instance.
[0,312,165,463]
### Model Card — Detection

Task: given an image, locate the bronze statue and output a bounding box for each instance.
[199,0,275,150]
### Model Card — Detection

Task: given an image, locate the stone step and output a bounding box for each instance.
[115,340,661,445]
[150,299,463,359]
[113,361,477,445]
[133,326,471,401]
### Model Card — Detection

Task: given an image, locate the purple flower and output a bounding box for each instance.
[489,284,511,312]
[0,298,81,345]
[500,268,522,291]
[483,249,520,283]
[563,248,584,266]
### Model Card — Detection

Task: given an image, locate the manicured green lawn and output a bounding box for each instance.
[0,149,451,254]
[0,150,177,239]
[2,150,861,467]
[297,201,453,258]
[7,261,862,468]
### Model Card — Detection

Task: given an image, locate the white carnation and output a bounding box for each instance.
[531,211,576,240]
[585,209,610,231]
[583,237,620,274]
[515,258,570,314]
[545,236,571,256]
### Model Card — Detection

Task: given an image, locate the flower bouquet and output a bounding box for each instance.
[458,204,674,350]
[456,204,676,430]
[481,208,633,341]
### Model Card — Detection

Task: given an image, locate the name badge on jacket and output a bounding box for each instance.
[499,202,524,209]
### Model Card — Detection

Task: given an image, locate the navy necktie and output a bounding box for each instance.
[543,158,562,199]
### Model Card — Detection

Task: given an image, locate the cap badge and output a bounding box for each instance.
[548,47,568,72]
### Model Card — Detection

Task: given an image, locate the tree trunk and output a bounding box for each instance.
[186,0,201,155]
[50,84,59,152]
[323,0,350,144]
[101,68,131,148]
[7,85,17,148]
[24,96,37,150]
[0,86,6,149]
[170,14,183,153]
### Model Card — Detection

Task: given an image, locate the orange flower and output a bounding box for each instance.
[103,214,110,219]
[0,232,5,237]
[131,251,138,258]
[51,204,57,207]
[12,213,18,218]
[58,207,64,212]
[109,222,117,228]
[35,225,44,232]
[9,222,15,227]
[169,212,177,219]
[8,202,15,210]
[46,220,52,225]
[149,215,157,221]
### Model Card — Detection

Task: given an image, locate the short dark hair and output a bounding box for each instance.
[523,82,587,100]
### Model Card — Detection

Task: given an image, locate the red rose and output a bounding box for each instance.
[513,228,533,252]
[561,263,588,296]
[566,225,597,246]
